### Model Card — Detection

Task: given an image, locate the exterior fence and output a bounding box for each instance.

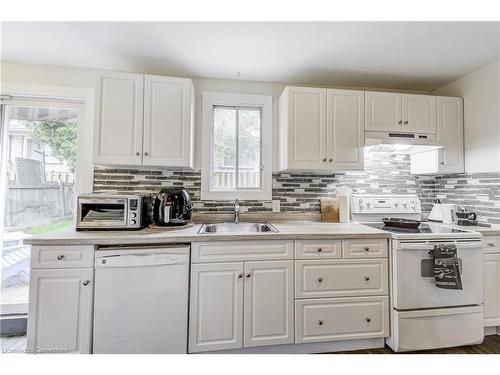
[5,182,74,229]
[212,169,261,189]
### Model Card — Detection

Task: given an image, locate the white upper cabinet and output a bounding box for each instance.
[94,71,194,168]
[279,86,364,171]
[436,96,464,174]
[279,86,327,170]
[94,71,144,165]
[402,94,437,134]
[327,89,365,170]
[365,91,437,134]
[143,75,194,168]
[365,91,402,132]
[410,96,464,175]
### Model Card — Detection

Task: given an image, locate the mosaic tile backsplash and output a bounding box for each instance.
[93,152,437,214]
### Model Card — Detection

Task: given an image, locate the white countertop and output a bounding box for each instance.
[23,221,390,246]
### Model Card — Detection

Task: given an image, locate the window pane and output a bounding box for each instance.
[1,104,78,315]
[238,108,261,189]
[212,107,236,190]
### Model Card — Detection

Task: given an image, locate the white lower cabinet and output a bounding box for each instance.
[484,253,500,327]
[27,268,94,354]
[295,296,389,344]
[189,258,294,353]
[244,261,294,347]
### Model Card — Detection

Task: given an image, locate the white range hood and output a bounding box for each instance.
[365,131,443,154]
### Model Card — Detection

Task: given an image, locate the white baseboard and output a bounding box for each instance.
[202,338,385,354]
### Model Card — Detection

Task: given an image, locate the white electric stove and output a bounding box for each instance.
[350,194,484,352]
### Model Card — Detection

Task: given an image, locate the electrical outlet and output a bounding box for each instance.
[272,200,280,213]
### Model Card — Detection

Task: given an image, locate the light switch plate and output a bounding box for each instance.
[272,200,280,213]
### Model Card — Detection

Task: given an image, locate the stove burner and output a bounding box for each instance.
[364,222,469,235]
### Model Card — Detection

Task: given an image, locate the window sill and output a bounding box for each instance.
[201,190,271,201]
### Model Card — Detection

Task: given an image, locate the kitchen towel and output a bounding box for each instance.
[432,244,463,290]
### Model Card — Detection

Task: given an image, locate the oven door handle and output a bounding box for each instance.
[396,242,481,251]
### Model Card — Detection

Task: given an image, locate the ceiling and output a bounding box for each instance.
[1,22,499,90]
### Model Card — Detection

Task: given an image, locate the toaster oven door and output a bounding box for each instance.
[78,198,128,228]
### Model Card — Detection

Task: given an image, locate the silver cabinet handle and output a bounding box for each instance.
[364,276,370,281]
[318,277,324,283]
[488,243,496,247]
[246,273,251,278]
[440,161,445,165]
[317,248,323,253]
[57,255,64,260]
[364,247,370,252]
[403,121,408,125]
[318,320,324,326]
[135,152,140,156]
[82,280,90,286]
[322,158,327,162]
[329,158,333,162]
[144,152,149,156]
[398,120,403,125]
[365,317,371,323]
[237,273,243,279]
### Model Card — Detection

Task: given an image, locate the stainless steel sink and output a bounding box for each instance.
[198,222,278,234]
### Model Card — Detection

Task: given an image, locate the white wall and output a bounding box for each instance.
[433,60,500,173]
[2,60,433,176]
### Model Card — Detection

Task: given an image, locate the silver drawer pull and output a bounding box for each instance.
[317,248,323,253]
[82,280,90,286]
[237,273,243,279]
[246,273,251,278]
[57,255,64,260]
[365,317,371,323]
[364,276,370,281]
[318,320,324,326]
[318,277,324,283]
[364,247,370,252]
[488,243,496,247]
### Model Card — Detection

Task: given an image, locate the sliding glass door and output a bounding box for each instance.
[0,98,81,316]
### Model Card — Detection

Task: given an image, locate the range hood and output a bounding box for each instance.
[365,131,443,154]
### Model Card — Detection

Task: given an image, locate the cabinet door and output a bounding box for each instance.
[189,263,244,352]
[402,94,437,134]
[94,71,144,165]
[326,89,364,170]
[143,75,194,168]
[27,268,93,354]
[437,96,464,174]
[365,91,402,132]
[484,254,500,327]
[283,87,327,170]
[243,260,294,347]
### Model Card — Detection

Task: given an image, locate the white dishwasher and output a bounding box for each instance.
[93,245,189,354]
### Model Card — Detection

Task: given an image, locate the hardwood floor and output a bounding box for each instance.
[2,334,500,354]
[335,335,500,354]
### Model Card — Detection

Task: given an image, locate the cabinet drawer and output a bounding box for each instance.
[191,241,293,263]
[295,240,341,259]
[342,239,388,258]
[295,296,389,343]
[483,236,500,254]
[31,245,94,269]
[295,259,388,298]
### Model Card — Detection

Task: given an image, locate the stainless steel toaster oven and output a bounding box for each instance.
[76,193,152,230]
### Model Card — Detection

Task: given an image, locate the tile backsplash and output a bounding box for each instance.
[93,151,436,214]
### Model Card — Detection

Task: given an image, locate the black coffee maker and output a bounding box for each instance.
[153,187,192,226]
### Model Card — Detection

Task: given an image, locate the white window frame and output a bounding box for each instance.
[201,91,272,201]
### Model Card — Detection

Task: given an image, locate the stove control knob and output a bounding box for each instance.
[130,219,136,225]
[359,204,364,210]
[402,202,407,208]
[366,202,371,207]
[411,205,415,210]
[358,199,363,204]
[410,199,414,203]
[394,202,399,207]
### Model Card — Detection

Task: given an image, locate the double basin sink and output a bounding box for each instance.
[198,222,278,234]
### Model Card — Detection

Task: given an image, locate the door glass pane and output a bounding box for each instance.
[1,104,78,315]
[212,107,236,190]
[238,108,261,189]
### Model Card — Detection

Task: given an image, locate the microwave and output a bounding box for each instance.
[76,193,152,230]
